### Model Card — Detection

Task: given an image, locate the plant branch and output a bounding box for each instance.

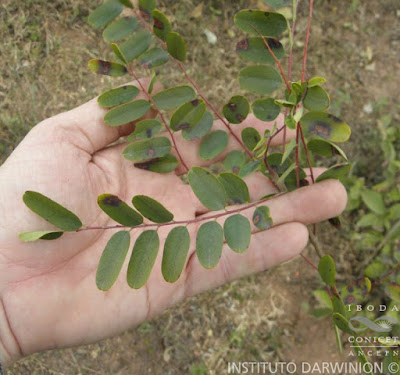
[127,66,190,173]
[288,0,300,81]
[133,9,253,158]
[77,193,284,233]
[301,0,314,83]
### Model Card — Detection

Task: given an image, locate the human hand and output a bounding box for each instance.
[0,78,347,365]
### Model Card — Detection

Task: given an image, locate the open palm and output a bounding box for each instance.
[0,79,347,365]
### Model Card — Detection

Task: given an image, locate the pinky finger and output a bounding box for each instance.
[183,222,309,298]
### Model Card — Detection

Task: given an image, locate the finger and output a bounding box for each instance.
[195,179,347,231]
[172,113,295,175]
[183,222,308,297]
[32,78,161,155]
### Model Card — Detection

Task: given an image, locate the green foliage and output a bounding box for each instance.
[19,231,64,242]
[126,119,162,141]
[224,214,251,253]
[97,85,139,108]
[241,127,261,151]
[234,10,287,37]
[23,191,82,232]
[316,163,352,182]
[88,0,123,29]
[236,37,284,64]
[252,98,280,122]
[134,154,178,173]
[170,100,206,131]
[132,195,174,223]
[199,130,228,161]
[140,47,169,69]
[104,100,150,126]
[152,10,171,41]
[318,255,336,287]
[196,221,223,269]
[252,206,273,230]
[223,96,250,124]
[239,65,282,95]
[303,86,330,111]
[103,17,138,42]
[88,59,127,77]
[153,86,196,110]
[182,112,213,141]
[97,194,143,226]
[166,32,187,61]
[218,173,250,205]
[119,30,152,62]
[96,231,131,290]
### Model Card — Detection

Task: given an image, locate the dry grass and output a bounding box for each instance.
[1,0,400,374]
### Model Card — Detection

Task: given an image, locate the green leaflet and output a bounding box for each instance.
[162,226,190,283]
[117,0,134,8]
[239,160,262,178]
[19,231,64,242]
[139,0,156,22]
[166,31,187,61]
[119,30,152,62]
[23,191,82,232]
[140,47,169,69]
[97,194,143,227]
[111,43,128,64]
[239,65,282,95]
[316,163,352,182]
[126,119,162,141]
[318,255,336,287]
[361,190,386,215]
[241,127,261,151]
[308,76,327,87]
[234,10,287,37]
[88,0,123,29]
[261,0,292,7]
[132,195,174,223]
[104,100,150,127]
[301,111,351,143]
[152,10,172,41]
[333,313,355,335]
[218,172,250,205]
[170,99,206,131]
[307,139,348,160]
[88,59,127,77]
[127,230,159,289]
[134,154,178,174]
[252,98,280,122]
[96,231,131,291]
[182,111,213,141]
[303,86,330,111]
[153,85,196,110]
[103,17,138,42]
[188,167,227,211]
[199,130,228,161]
[236,37,284,64]
[123,137,171,162]
[223,96,250,124]
[97,85,139,108]
[252,206,273,230]
[224,151,246,174]
[196,221,223,269]
[224,214,251,253]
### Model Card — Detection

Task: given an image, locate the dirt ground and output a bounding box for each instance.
[1,0,400,374]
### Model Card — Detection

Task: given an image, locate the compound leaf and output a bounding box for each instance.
[218,172,250,205]
[234,10,287,37]
[132,195,174,223]
[236,37,284,64]
[153,85,196,110]
[223,96,250,124]
[23,191,82,231]
[196,221,223,269]
[318,255,336,287]
[88,0,123,29]
[224,214,251,253]
[97,85,139,108]
[239,65,282,95]
[88,59,127,77]
[153,10,172,41]
[103,17,138,42]
[188,167,226,211]
[96,231,130,291]
[166,31,187,61]
[162,226,190,283]
[301,112,351,143]
[253,206,273,230]
[199,130,228,161]
[19,231,64,242]
[127,230,159,289]
[119,30,152,62]
[134,154,178,174]
[104,100,150,127]
[170,99,206,131]
[123,137,171,162]
[97,194,143,226]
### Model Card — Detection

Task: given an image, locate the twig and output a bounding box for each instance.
[308,230,323,258]
[288,0,300,81]
[301,0,315,83]
[127,67,190,173]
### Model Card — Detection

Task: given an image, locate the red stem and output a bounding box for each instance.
[128,67,190,173]
[288,0,300,81]
[301,0,314,83]
[300,253,318,271]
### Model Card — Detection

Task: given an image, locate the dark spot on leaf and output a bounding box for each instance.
[154,17,164,30]
[332,165,343,170]
[348,285,354,293]
[141,60,152,69]
[147,148,155,157]
[267,38,280,48]
[103,195,121,207]
[228,103,237,112]
[177,122,190,130]
[98,61,111,75]
[236,38,249,51]
[253,214,260,224]
[228,198,245,205]
[236,114,245,122]
[232,166,240,174]
[300,179,309,187]
[310,121,331,138]
[134,162,151,170]
[191,99,199,107]
[331,146,340,156]
[344,295,355,305]
[139,8,151,22]
[264,12,270,17]
[146,129,153,138]
[120,101,124,105]
[327,114,341,123]
[122,86,127,90]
